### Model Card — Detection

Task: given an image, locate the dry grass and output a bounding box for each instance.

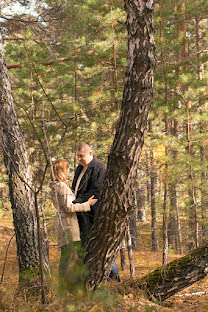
[0,218,208,311]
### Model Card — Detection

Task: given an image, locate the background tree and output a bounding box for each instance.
[0,32,40,276]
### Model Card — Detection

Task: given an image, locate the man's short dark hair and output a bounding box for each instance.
[77,142,92,153]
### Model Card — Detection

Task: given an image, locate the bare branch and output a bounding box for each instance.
[7,57,67,69]
[0,234,15,283]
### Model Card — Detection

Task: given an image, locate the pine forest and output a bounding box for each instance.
[0,0,208,311]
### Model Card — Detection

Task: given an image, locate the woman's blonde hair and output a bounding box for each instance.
[51,159,69,182]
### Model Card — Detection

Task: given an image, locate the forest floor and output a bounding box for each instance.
[0,212,208,311]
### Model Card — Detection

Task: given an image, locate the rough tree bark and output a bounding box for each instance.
[130,243,208,301]
[0,32,40,275]
[85,0,156,289]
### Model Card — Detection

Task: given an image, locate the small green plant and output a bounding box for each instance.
[144,305,156,312]
[92,284,120,306]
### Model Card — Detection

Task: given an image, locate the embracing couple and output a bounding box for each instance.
[50,142,120,282]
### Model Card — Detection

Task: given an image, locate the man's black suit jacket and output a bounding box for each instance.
[72,156,106,243]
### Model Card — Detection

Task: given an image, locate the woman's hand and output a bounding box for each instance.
[88,195,98,206]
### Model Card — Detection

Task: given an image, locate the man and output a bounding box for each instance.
[72,142,106,243]
[72,142,120,282]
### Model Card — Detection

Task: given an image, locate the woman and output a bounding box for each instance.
[50,159,97,277]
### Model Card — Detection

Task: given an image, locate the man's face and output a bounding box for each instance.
[76,149,92,166]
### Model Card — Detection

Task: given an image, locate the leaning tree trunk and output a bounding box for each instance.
[130,242,208,301]
[0,33,39,276]
[85,0,155,289]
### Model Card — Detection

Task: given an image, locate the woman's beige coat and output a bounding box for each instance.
[50,181,90,247]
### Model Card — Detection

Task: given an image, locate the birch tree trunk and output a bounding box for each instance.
[126,224,135,278]
[0,32,39,276]
[85,0,156,289]
[120,240,127,270]
[130,203,137,249]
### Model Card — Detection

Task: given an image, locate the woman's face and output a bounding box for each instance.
[63,167,69,179]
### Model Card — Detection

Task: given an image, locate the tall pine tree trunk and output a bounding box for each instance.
[176,2,199,249]
[168,183,178,250]
[136,172,146,222]
[137,187,146,222]
[130,196,137,249]
[162,142,168,265]
[195,15,208,244]
[150,148,158,251]
[145,152,151,205]
[159,7,171,260]
[85,0,156,289]
[162,176,168,265]
[176,191,183,255]
[0,32,39,276]
[187,106,199,249]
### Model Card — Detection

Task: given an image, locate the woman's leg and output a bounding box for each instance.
[59,242,83,277]
[59,245,71,277]
[73,241,83,261]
